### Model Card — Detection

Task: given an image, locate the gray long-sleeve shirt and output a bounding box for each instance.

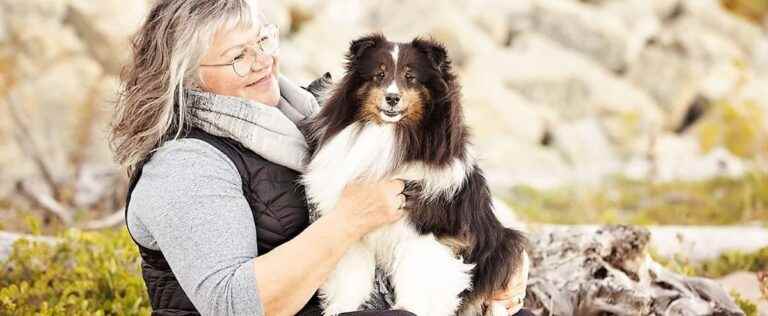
[126,137,264,315]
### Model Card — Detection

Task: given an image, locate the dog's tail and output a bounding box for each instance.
[470,227,529,298]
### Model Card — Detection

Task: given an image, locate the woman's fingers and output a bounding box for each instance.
[506,302,523,315]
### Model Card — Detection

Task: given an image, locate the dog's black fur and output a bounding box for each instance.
[303,34,528,314]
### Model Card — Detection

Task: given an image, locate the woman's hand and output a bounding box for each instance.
[334,179,406,239]
[492,250,530,315]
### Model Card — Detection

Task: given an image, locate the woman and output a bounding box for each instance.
[110,1,530,315]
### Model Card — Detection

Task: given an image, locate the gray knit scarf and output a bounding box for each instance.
[186,75,319,172]
[187,75,397,309]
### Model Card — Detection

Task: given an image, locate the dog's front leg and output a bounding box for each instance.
[320,242,376,316]
[390,235,474,316]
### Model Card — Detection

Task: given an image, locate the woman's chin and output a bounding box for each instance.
[244,77,280,106]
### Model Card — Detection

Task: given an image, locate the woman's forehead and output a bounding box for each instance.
[212,24,262,51]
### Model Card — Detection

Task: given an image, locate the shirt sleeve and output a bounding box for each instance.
[129,138,264,316]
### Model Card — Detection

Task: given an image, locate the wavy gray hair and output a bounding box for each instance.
[110,0,264,176]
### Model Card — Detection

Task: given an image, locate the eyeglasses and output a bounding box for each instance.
[200,24,279,77]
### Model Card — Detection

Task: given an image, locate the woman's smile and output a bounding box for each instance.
[245,69,274,89]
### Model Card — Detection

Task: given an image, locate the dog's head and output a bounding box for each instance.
[308,34,466,165]
[339,34,457,126]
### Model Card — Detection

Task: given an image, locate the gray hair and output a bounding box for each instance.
[110,0,264,176]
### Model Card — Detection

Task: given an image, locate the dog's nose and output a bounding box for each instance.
[385,93,401,107]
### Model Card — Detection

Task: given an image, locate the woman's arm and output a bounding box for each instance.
[254,181,405,316]
[132,138,404,316]
[131,139,267,315]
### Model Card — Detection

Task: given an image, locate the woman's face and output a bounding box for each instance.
[198,25,280,106]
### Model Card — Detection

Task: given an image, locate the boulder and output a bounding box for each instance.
[523,0,663,72]
[552,117,623,185]
[623,134,746,182]
[485,34,664,155]
[363,0,498,68]
[65,0,148,74]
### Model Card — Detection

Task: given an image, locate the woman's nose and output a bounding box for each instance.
[251,53,273,72]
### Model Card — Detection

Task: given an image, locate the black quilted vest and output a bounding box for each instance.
[125,128,321,315]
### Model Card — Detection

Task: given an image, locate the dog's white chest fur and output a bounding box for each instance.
[303,122,472,214]
[302,122,479,316]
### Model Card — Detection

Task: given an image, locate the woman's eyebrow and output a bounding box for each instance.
[219,32,267,57]
[220,44,245,57]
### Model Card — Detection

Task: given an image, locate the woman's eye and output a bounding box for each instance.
[233,53,245,62]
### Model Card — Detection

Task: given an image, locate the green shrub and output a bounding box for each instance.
[504,172,768,225]
[0,228,149,315]
[697,100,767,159]
[731,291,758,316]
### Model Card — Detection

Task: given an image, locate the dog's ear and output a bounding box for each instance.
[347,34,385,60]
[412,38,449,71]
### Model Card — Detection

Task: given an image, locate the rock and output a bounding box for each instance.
[626,42,702,129]
[552,117,622,185]
[0,10,7,44]
[0,56,108,185]
[475,141,572,191]
[0,0,70,21]
[2,14,84,71]
[255,0,291,37]
[65,0,148,74]
[624,134,746,182]
[490,34,664,155]
[365,0,498,68]
[734,77,768,124]
[290,1,373,79]
[460,64,553,146]
[677,0,765,57]
[530,224,768,262]
[624,0,765,128]
[526,225,744,315]
[527,0,660,72]
[649,226,768,262]
[756,39,768,75]
[463,0,534,46]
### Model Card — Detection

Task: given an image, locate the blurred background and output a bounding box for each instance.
[0,0,767,314]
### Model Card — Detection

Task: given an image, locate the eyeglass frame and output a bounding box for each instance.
[199,24,279,78]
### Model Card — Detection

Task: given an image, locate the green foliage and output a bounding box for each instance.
[731,291,758,316]
[698,247,768,277]
[652,246,768,278]
[505,172,768,225]
[697,100,767,159]
[0,229,150,316]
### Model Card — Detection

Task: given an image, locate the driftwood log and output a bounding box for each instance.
[525,225,743,316]
[0,226,748,315]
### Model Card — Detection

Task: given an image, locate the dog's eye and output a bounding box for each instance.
[405,73,416,82]
[376,72,386,81]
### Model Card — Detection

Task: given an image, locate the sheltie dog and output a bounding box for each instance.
[301,34,528,316]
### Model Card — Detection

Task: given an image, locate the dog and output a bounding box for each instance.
[301,34,528,316]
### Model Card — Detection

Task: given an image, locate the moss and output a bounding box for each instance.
[653,244,768,279]
[696,100,767,159]
[697,247,768,278]
[731,291,758,316]
[503,172,768,226]
[0,228,150,315]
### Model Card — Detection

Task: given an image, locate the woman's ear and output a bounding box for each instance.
[346,33,386,62]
